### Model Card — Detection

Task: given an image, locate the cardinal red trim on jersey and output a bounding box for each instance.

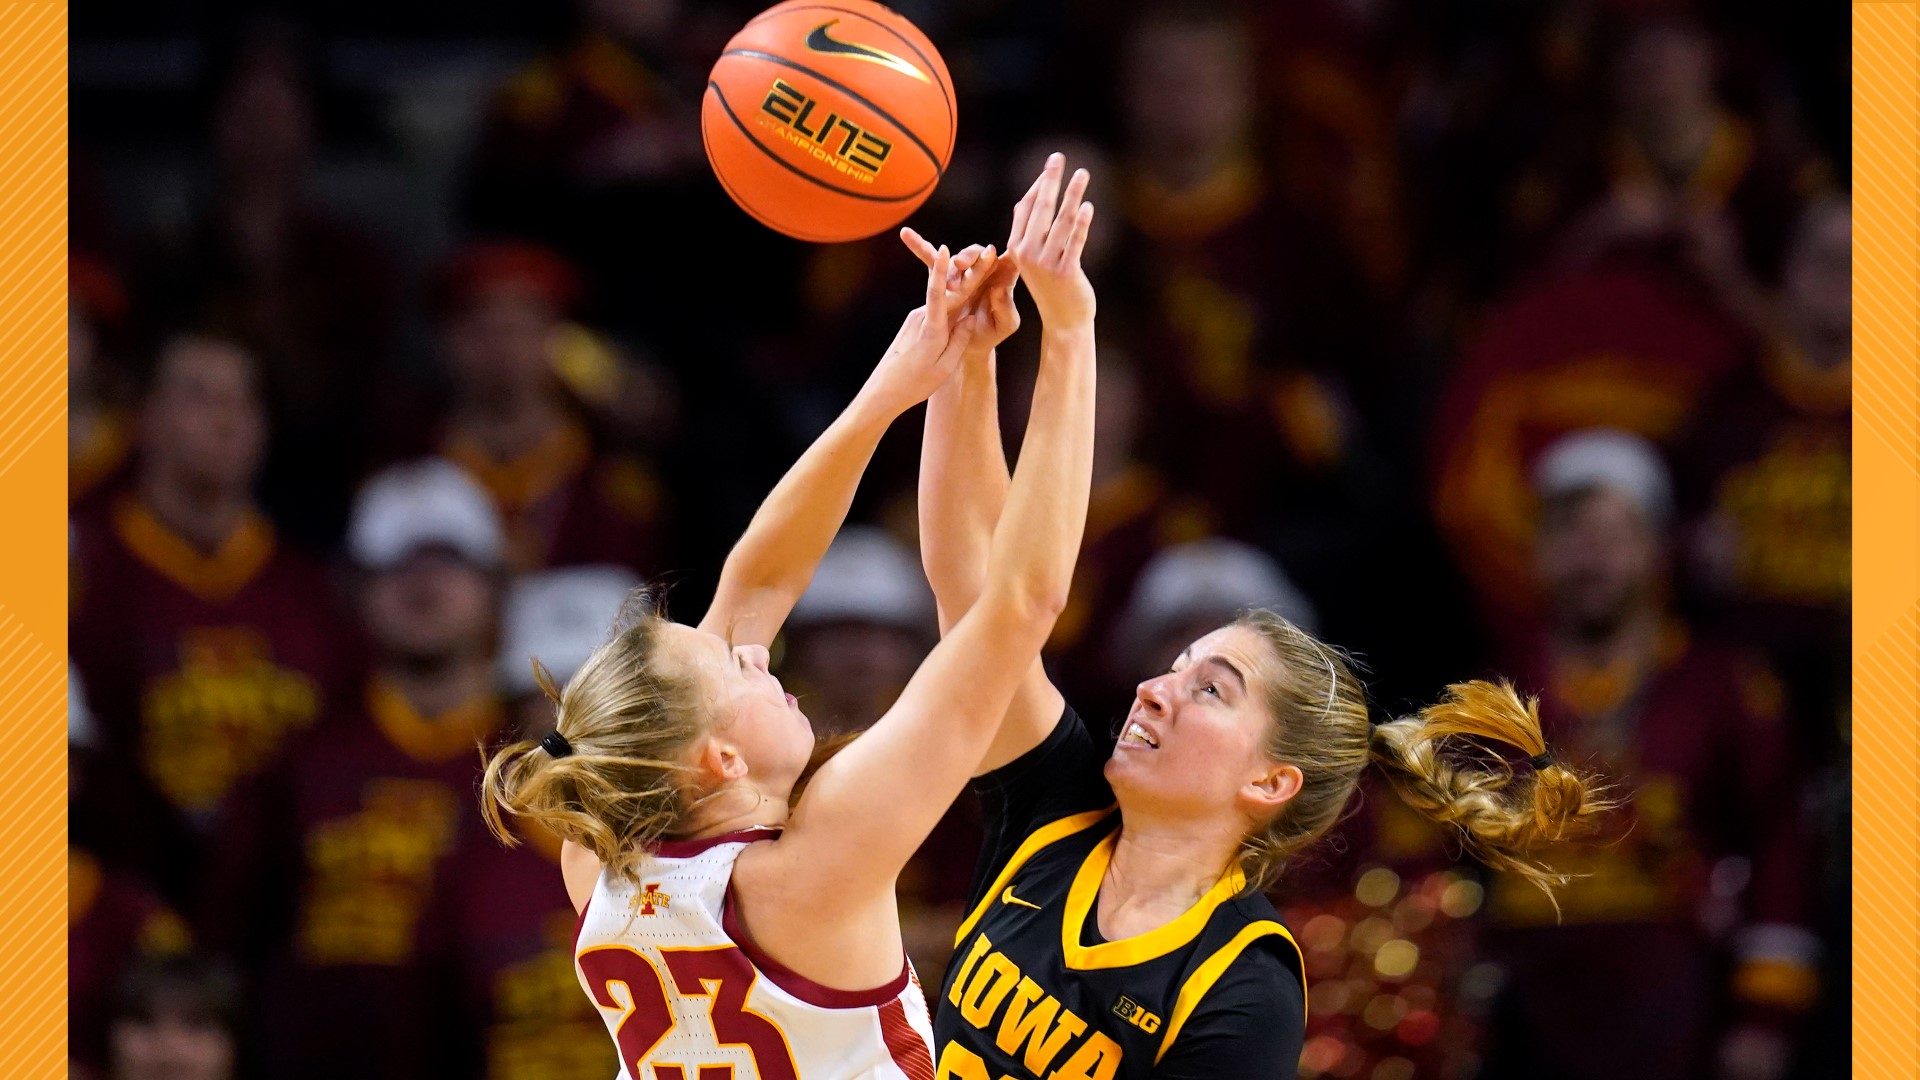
[572,889,593,952]
[878,997,936,1080]
[721,884,912,1009]
[651,827,783,859]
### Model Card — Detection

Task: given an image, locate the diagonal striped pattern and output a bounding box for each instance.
[0,2,68,1076]
[0,4,67,486]
[1851,4,1920,1077]
[0,604,68,1074]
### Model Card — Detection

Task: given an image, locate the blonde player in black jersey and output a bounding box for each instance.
[480,157,1100,1079]
[906,217,1617,1079]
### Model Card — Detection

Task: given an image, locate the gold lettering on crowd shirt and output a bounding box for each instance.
[490,912,616,1080]
[941,934,1121,1080]
[1719,435,1850,605]
[297,780,459,966]
[142,628,320,814]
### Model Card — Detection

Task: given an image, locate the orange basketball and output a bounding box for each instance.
[702,0,955,243]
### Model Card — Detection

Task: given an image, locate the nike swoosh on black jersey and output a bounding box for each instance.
[803,21,930,83]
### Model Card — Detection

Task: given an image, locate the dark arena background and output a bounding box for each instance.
[67,1,1849,1078]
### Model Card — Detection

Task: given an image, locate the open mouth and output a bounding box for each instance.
[784,692,798,708]
[1120,720,1159,749]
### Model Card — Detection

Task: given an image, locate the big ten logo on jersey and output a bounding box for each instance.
[142,626,320,814]
[491,911,616,1080]
[297,779,460,965]
[1110,996,1160,1034]
[577,945,799,1080]
[757,79,892,183]
[940,933,1124,1080]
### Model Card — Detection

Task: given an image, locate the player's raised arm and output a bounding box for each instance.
[906,168,1070,773]
[697,244,994,648]
[773,156,1097,894]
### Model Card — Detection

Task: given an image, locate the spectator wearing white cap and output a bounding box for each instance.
[1530,428,1674,644]
[200,457,517,1080]
[1111,537,1320,688]
[347,458,509,694]
[1473,427,1815,1080]
[780,526,936,737]
[496,564,643,736]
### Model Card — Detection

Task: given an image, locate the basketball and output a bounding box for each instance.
[702,0,956,243]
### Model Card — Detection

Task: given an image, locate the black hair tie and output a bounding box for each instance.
[541,731,574,759]
[1528,751,1554,771]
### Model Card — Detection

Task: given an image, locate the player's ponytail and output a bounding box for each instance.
[1232,610,1613,902]
[1368,681,1616,905]
[480,588,712,884]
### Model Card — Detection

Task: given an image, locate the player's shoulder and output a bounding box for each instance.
[1213,893,1307,988]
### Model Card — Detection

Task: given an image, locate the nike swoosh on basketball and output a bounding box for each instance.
[804,20,931,83]
[1001,886,1042,910]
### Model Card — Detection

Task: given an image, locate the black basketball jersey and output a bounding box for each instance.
[933,708,1307,1080]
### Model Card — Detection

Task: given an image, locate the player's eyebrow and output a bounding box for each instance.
[1197,655,1247,694]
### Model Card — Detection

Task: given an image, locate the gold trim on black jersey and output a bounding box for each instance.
[1061,831,1248,971]
[1156,920,1308,1062]
[955,806,1117,946]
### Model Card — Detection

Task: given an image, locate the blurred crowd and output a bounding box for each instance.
[67,1,1848,1078]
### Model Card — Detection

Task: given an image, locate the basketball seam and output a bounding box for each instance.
[721,48,945,174]
[706,78,936,206]
[746,2,956,148]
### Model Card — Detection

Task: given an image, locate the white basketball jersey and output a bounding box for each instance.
[572,827,936,1080]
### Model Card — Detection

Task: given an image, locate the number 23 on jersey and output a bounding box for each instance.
[579,944,801,1079]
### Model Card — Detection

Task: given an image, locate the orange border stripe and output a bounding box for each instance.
[1852,4,1920,1076]
[0,1,68,1076]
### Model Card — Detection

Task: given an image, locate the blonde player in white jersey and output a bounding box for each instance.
[481,155,1097,1079]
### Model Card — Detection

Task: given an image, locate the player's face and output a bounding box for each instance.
[663,623,814,795]
[1107,624,1290,824]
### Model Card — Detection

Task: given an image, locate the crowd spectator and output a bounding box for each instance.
[436,565,635,1080]
[70,334,350,900]
[69,667,194,1075]
[1477,430,1814,1080]
[98,956,244,1080]
[200,460,510,1080]
[379,241,673,576]
[70,256,136,514]
[137,23,402,546]
[1677,196,1852,746]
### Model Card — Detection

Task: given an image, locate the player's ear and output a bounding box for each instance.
[695,736,750,784]
[1241,761,1303,816]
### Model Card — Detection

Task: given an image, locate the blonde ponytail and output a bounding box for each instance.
[479,589,713,884]
[1232,612,1613,903]
[1369,680,1616,904]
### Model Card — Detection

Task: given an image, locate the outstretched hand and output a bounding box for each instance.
[861,241,1001,415]
[1008,153,1095,329]
[901,227,1021,357]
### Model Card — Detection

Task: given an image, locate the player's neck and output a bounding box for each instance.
[685,782,790,839]
[1098,819,1240,936]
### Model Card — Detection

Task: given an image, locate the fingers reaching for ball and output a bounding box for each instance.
[1010,154,1097,328]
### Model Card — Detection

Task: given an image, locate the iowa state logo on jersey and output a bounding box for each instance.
[631,883,670,916]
